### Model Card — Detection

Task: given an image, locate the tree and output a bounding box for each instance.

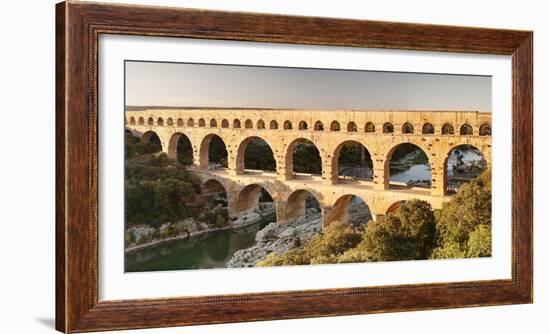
[432,168,492,259]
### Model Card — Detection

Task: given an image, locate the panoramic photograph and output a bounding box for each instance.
[123,61,492,272]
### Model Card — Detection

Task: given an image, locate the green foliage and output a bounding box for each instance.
[125,132,161,158]
[293,142,322,174]
[125,134,201,228]
[244,139,276,171]
[339,143,372,167]
[431,168,492,259]
[208,136,228,167]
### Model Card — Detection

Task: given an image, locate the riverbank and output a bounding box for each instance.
[125,208,275,253]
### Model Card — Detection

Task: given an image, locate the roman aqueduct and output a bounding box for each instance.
[125,107,492,226]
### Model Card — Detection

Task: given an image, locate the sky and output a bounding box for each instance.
[125,61,491,112]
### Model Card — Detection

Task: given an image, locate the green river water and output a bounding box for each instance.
[125,213,275,272]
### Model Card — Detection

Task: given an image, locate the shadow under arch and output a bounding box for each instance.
[325,194,372,227]
[140,130,162,152]
[331,140,373,184]
[199,134,228,170]
[235,136,276,174]
[284,189,322,224]
[167,132,194,165]
[234,184,277,219]
[284,137,322,179]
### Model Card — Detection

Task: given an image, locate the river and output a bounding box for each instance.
[125,213,275,272]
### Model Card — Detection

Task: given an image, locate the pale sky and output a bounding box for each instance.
[125,61,491,112]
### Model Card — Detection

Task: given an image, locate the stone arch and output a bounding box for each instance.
[210,119,217,127]
[235,136,276,174]
[384,142,431,189]
[402,122,414,134]
[442,123,454,135]
[201,178,226,195]
[140,130,162,152]
[234,184,277,218]
[299,121,308,130]
[460,123,473,135]
[444,143,487,194]
[285,138,322,178]
[284,189,322,223]
[221,119,229,128]
[331,140,373,184]
[129,116,136,125]
[283,120,293,130]
[177,118,184,126]
[479,123,491,136]
[244,119,253,129]
[157,117,164,126]
[383,122,394,133]
[347,121,357,132]
[187,118,195,127]
[199,134,228,170]
[198,118,206,127]
[167,132,194,165]
[257,119,265,129]
[233,119,241,128]
[330,121,341,131]
[167,117,174,126]
[422,122,435,134]
[365,122,375,133]
[147,117,154,125]
[314,121,324,131]
[324,194,372,227]
[270,120,278,130]
[138,117,144,125]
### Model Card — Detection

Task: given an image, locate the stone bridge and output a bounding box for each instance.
[125,107,492,226]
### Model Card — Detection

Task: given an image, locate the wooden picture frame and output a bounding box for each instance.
[56,1,533,332]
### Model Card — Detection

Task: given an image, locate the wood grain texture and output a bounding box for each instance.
[55,1,533,332]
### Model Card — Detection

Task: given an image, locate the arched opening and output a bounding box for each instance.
[460,123,473,135]
[257,119,265,129]
[236,137,276,174]
[283,120,293,130]
[347,122,357,132]
[201,179,229,228]
[221,119,229,128]
[364,122,375,133]
[285,190,321,223]
[177,118,184,126]
[314,121,324,131]
[147,117,154,125]
[270,120,278,130]
[386,200,405,215]
[386,143,431,189]
[233,119,241,128]
[445,144,487,194]
[332,141,373,183]
[325,195,372,227]
[167,118,174,126]
[138,117,144,125]
[479,123,491,136]
[442,123,454,135]
[167,132,194,166]
[244,119,253,129]
[383,122,394,134]
[129,117,136,125]
[198,118,206,127]
[422,123,435,134]
[187,118,194,127]
[210,119,217,127]
[199,134,228,170]
[140,131,162,153]
[330,121,341,131]
[285,138,322,178]
[402,122,414,134]
[299,121,308,130]
[234,185,277,223]
[157,117,164,126]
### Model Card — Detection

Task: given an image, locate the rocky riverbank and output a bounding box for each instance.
[226,212,323,268]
